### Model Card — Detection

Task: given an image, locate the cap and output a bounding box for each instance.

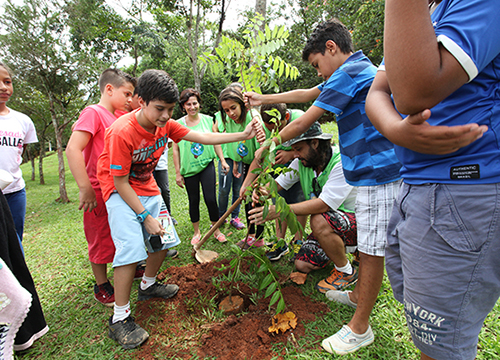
[283,122,333,147]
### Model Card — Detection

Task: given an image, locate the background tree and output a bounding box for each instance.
[0,0,97,202]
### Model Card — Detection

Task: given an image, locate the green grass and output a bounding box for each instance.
[15,126,500,359]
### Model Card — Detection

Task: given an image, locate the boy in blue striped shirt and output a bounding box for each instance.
[246,19,400,355]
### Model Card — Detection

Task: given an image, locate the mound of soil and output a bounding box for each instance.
[132,259,329,359]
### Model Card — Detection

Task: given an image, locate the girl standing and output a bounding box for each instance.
[0,62,38,251]
[217,87,266,248]
[173,88,228,245]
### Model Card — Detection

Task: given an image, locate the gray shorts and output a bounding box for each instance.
[355,180,401,257]
[386,183,500,360]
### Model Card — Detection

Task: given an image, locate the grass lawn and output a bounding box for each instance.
[15,122,500,359]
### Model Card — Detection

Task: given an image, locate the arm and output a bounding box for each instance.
[277,105,325,144]
[244,88,321,107]
[214,145,229,174]
[384,0,469,114]
[172,142,184,188]
[113,175,164,236]
[182,118,257,145]
[366,71,486,154]
[66,131,97,212]
[249,198,328,225]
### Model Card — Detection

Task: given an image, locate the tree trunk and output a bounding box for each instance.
[38,137,45,185]
[48,98,69,203]
[255,0,266,30]
[27,146,36,181]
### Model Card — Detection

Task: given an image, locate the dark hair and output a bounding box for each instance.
[135,69,179,105]
[305,138,333,166]
[98,68,136,93]
[302,19,354,61]
[218,87,247,127]
[261,103,287,124]
[179,88,202,113]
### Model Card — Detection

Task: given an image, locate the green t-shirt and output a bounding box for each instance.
[297,147,353,213]
[214,111,228,158]
[217,109,261,164]
[177,113,216,177]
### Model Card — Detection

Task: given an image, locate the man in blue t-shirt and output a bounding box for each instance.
[245,19,401,355]
[366,1,500,359]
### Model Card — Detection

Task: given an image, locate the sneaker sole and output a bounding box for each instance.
[321,334,374,355]
[137,285,179,301]
[267,248,290,261]
[316,278,358,293]
[108,329,149,350]
[94,295,114,307]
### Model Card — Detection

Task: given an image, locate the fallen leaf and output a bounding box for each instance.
[268,311,298,334]
[290,272,307,285]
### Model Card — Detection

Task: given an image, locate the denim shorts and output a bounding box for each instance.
[386,183,500,360]
[105,193,164,267]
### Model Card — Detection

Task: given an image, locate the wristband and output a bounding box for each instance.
[136,209,151,223]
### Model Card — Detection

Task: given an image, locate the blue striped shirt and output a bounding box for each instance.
[314,51,401,186]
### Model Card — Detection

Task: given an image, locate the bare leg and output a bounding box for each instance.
[91,262,109,285]
[144,249,168,278]
[192,221,201,237]
[347,253,384,334]
[113,263,136,306]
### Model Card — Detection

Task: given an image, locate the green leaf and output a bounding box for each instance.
[260,273,273,291]
[263,202,269,220]
[264,282,277,298]
[269,290,281,307]
[257,263,268,273]
[276,297,286,313]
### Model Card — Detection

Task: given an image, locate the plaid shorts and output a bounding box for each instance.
[296,209,357,268]
[356,180,401,257]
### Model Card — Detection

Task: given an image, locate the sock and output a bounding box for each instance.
[140,275,156,290]
[112,302,130,323]
[335,262,353,275]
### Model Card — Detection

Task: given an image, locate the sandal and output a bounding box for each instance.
[214,233,227,243]
[190,235,201,245]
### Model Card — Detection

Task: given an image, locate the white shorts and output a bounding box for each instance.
[355,180,401,257]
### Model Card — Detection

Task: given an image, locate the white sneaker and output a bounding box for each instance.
[325,290,357,309]
[322,325,374,355]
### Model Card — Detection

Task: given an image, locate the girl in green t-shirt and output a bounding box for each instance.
[173,88,229,245]
[216,87,266,249]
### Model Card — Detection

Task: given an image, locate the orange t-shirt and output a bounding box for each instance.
[97,111,190,202]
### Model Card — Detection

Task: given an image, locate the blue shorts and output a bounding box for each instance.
[386,183,500,360]
[105,193,165,267]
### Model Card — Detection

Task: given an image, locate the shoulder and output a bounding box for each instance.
[7,108,33,125]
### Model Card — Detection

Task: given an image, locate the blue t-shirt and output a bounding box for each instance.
[394,0,500,184]
[314,51,401,186]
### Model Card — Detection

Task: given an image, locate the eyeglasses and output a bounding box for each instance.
[312,177,322,197]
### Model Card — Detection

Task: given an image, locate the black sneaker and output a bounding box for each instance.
[108,316,149,349]
[138,282,179,301]
[266,244,289,261]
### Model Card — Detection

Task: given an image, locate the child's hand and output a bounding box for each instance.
[248,204,276,225]
[144,216,165,236]
[233,162,242,178]
[176,174,185,188]
[254,121,266,145]
[79,186,97,212]
[401,109,488,154]
[275,150,294,165]
[243,119,258,139]
[244,92,263,107]
[221,161,230,175]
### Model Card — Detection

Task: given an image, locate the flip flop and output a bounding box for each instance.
[214,233,227,243]
[191,235,201,245]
